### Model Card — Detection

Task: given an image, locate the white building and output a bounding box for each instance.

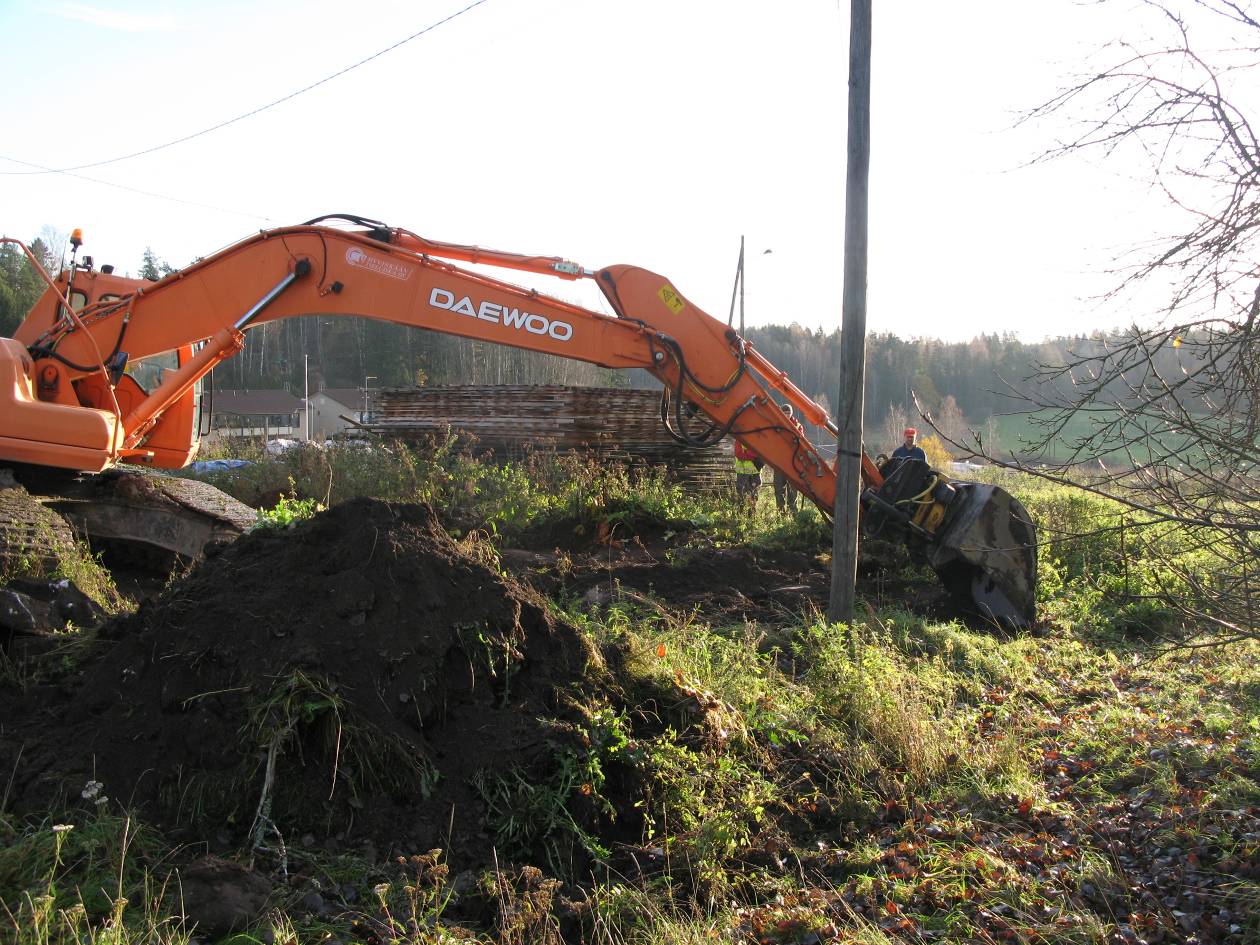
[305,388,372,440]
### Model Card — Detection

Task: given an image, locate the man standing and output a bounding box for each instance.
[733,439,763,507]
[891,427,927,464]
[773,403,804,514]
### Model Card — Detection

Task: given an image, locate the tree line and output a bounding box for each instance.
[1,234,1189,454]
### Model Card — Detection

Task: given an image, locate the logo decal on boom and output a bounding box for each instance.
[429,288,574,342]
[345,247,412,281]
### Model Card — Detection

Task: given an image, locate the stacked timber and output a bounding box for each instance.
[366,385,734,489]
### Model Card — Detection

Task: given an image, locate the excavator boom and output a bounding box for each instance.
[2,217,1037,625]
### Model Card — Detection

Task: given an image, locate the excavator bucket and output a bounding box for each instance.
[925,482,1037,628]
[863,460,1037,628]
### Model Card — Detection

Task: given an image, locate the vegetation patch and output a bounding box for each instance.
[1,448,1257,944]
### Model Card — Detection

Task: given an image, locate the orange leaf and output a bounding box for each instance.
[656,644,667,658]
[1018,797,1034,815]
[883,900,899,915]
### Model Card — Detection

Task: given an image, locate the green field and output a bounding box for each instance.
[985,409,1201,467]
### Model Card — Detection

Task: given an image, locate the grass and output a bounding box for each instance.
[3,444,1258,943]
[0,812,185,944]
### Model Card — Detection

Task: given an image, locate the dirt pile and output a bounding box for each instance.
[1,499,597,865]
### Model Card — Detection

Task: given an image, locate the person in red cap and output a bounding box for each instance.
[891,427,927,464]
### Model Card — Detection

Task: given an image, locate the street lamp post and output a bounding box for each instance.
[727,237,772,334]
[363,375,377,423]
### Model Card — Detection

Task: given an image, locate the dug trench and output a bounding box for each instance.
[501,511,949,626]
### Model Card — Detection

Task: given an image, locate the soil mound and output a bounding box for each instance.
[2,499,597,865]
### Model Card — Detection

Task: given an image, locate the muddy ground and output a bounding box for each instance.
[503,520,948,626]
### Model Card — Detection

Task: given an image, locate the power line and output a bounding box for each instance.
[0,0,489,177]
[0,153,279,223]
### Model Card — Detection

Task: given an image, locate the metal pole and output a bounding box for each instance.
[364,375,377,423]
[828,0,872,625]
[739,235,746,335]
[304,354,310,441]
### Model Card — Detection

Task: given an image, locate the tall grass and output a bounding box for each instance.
[188,436,788,546]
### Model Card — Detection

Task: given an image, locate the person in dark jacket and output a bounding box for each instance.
[891,427,927,464]
[773,403,804,513]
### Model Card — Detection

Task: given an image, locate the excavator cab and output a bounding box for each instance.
[863,459,1037,628]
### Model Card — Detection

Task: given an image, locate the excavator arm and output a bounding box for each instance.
[2,217,1036,625]
[9,220,849,508]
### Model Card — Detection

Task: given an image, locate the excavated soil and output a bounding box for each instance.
[502,528,947,625]
[0,497,951,883]
[0,499,597,865]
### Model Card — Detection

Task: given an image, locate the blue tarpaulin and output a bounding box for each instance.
[187,459,254,474]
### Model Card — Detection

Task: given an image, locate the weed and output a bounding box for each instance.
[242,670,439,849]
[0,813,186,944]
[360,849,459,941]
[253,487,325,529]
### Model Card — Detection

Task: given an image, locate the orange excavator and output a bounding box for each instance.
[0,215,1037,625]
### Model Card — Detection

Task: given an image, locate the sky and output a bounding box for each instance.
[0,0,1179,342]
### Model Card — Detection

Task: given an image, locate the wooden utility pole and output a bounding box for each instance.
[828,0,871,624]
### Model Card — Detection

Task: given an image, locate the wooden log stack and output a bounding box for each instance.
[365,385,734,489]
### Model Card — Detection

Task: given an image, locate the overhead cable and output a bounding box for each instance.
[0,0,490,176]
[0,153,278,222]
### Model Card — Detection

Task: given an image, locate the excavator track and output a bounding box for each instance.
[9,466,256,569]
[0,472,81,573]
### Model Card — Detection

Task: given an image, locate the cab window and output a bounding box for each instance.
[125,351,179,393]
